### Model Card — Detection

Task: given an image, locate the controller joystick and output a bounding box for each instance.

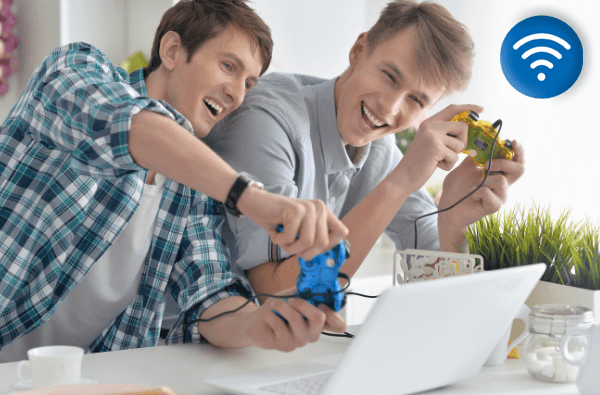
[296,240,350,312]
[451,110,513,167]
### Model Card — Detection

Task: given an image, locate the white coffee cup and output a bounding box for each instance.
[562,323,600,395]
[16,346,84,389]
[485,304,530,366]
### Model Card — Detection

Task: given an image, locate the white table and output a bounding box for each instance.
[0,325,579,395]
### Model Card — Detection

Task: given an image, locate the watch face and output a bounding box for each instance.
[239,172,264,189]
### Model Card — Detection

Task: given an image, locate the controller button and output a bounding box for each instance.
[505,139,513,150]
[469,150,477,157]
[326,258,335,267]
[469,111,479,121]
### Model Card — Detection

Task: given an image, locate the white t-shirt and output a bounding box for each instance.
[0,174,167,363]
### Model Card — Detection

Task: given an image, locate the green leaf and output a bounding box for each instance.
[466,203,600,290]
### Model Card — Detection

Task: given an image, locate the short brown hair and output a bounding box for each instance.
[367,0,474,95]
[145,0,273,75]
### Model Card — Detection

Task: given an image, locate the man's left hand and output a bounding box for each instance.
[437,139,525,239]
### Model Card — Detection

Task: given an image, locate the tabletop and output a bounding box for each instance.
[0,326,579,395]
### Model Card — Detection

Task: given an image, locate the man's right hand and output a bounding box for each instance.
[237,187,348,261]
[394,104,484,194]
[244,288,347,352]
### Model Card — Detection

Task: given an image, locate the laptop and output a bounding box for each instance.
[205,263,546,395]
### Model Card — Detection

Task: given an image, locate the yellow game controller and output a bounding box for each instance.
[451,110,513,167]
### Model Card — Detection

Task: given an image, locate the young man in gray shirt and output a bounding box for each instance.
[203,0,526,296]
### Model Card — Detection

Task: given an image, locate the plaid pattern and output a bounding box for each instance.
[0,42,251,352]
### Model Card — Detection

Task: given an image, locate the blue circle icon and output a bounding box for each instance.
[500,16,583,99]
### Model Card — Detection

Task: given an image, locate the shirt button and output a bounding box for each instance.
[329,196,336,204]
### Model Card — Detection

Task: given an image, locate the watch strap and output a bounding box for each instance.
[224,173,263,217]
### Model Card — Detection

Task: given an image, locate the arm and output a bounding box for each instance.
[248,178,413,296]
[30,44,345,259]
[166,191,345,349]
[247,104,484,295]
[197,291,346,350]
[129,110,345,259]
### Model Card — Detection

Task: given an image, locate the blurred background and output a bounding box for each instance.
[3,0,599,225]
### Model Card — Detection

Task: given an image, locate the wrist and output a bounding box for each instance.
[393,157,432,195]
[437,216,468,253]
[224,172,264,217]
[235,181,265,218]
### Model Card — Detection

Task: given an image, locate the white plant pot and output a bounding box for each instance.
[525,281,600,323]
[511,281,600,342]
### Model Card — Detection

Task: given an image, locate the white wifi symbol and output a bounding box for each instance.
[513,33,571,81]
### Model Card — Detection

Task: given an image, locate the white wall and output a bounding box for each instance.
[0,0,172,121]
[0,0,61,121]
[251,0,368,78]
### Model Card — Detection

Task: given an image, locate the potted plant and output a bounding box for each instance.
[465,203,600,322]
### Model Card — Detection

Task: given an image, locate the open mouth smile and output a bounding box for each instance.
[203,98,223,117]
[361,102,387,129]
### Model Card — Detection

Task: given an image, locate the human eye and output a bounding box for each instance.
[245,80,251,90]
[383,70,396,84]
[410,95,424,108]
[222,62,234,72]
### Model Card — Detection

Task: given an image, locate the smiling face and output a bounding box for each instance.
[334,26,445,147]
[150,25,263,137]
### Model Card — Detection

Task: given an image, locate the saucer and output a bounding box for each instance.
[5,383,185,395]
[10,378,97,392]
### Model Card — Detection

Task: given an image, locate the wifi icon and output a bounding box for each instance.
[501,16,583,99]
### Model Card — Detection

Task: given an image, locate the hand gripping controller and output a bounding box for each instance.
[451,110,513,167]
[296,240,351,312]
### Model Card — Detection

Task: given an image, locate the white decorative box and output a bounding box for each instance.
[393,249,484,285]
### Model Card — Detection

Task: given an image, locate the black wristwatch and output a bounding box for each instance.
[224,172,264,217]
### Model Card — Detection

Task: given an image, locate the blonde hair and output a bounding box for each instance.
[367,0,474,94]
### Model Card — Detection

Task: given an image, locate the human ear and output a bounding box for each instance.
[349,32,369,68]
[159,31,185,71]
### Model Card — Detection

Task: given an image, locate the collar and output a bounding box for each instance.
[315,78,370,175]
[127,68,147,97]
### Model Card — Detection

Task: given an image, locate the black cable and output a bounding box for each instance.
[344,291,379,299]
[413,121,503,249]
[193,272,352,323]
[322,331,354,338]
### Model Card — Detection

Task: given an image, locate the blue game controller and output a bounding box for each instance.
[273,225,350,313]
[296,239,350,312]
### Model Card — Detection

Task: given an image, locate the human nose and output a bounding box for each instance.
[382,90,407,117]
[224,78,245,108]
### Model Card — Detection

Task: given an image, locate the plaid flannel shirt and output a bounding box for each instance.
[0,42,251,353]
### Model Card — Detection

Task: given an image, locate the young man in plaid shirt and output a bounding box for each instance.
[0,0,347,362]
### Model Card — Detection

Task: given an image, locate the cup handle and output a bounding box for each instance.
[506,304,530,356]
[16,360,33,384]
[561,330,587,366]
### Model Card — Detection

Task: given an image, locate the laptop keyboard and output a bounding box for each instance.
[259,372,332,395]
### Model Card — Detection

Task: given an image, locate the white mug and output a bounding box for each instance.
[485,304,530,366]
[562,323,600,395]
[16,346,84,389]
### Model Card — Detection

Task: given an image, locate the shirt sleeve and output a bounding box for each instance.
[23,43,190,179]
[204,102,302,270]
[165,192,253,345]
